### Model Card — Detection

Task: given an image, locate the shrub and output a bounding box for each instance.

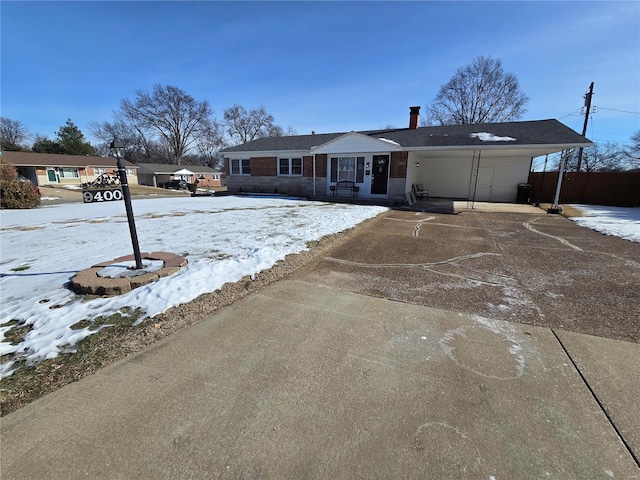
[0,160,18,181]
[1,180,40,209]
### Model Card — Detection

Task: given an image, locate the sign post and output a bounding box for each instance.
[110,140,143,269]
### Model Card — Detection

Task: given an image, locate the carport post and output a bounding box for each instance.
[548,148,574,214]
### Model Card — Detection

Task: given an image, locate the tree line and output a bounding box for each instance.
[0,85,296,168]
[2,57,638,171]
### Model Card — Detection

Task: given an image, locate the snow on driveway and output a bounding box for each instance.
[0,196,387,377]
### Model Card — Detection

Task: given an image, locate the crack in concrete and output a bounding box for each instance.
[324,252,512,287]
[523,218,583,251]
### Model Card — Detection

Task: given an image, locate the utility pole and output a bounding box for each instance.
[576,82,594,172]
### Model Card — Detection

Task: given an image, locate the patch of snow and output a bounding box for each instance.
[63,185,83,190]
[470,132,516,142]
[98,260,164,278]
[570,205,640,243]
[40,196,60,201]
[378,138,400,146]
[0,196,387,377]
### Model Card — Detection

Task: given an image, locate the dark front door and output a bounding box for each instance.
[371,155,389,195]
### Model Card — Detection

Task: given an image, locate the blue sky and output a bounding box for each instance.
[2,1,639,155]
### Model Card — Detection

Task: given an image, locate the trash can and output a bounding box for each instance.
[516,183,531,204]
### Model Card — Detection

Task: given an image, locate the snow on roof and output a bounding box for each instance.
[378,138,401,146]
[470,132,516,142]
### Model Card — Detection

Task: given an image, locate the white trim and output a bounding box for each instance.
[229,158,251,175]
[403,142,592,152]
[278,157,303,176]
[223,149,307,159]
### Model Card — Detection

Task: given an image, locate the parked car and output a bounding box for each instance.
[17,175,41,197]
[162,179,189,190]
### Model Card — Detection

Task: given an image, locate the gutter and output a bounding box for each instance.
[223,142,593,157]
[402,142,594,152]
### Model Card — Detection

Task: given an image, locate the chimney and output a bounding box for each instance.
[409,106,420,129]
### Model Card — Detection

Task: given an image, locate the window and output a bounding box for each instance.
[278,158,302,176]
[330,157,364,183]
[60,168,79,178]
[94,167,107,175]
[126,169,135,176]
[231,159,250,175]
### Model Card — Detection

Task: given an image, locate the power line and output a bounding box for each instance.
[558,109,583,120]
[596,106,640,115]
[591,138,635,145]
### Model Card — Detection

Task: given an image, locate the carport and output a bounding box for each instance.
[406,143,585,203]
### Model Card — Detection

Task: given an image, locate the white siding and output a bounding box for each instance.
[417,154,531,201]
[478,157,531,201]
[420,157,472,199]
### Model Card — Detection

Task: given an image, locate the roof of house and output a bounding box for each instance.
[136,163,222,174]
[221,119,592,154]
[1,151,137,168]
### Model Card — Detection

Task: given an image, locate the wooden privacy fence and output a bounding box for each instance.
[527,171,640,207]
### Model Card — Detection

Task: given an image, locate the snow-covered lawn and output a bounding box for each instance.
[570,205,640,243]
[0,196,387,378]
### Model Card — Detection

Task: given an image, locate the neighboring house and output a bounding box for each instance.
[0,151,138,187]
[136,163,224,188]
[221,107,593,203]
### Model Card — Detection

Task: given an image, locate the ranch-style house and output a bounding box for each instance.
[221,107,593,203]
[1,151,139,187]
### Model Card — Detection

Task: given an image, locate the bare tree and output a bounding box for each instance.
[223,104,296,145]
[424,56,529,126]
[89,119,166,162]
[559,142,628,172]
[266,124,298,137]
[1,117,31,151]
[624,131,640,171]
[196,119,227,169]
[120,84,212,165]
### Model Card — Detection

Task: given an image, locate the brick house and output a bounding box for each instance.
[221,107,592,203]
[0,151,138,187]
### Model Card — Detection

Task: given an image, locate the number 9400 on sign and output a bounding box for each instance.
[82,189,123,203]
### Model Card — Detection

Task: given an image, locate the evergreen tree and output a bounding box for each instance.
[55,119,94,155]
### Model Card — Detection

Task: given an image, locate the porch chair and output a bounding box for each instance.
[413,183,429,200]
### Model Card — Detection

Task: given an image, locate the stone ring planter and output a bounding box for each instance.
[70,251,188,296]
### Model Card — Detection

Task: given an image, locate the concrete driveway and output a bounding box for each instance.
[2,207,639,479]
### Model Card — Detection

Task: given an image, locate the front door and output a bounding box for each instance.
[47,168,59,183]
[371,155,389,195]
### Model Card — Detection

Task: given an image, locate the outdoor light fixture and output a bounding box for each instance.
[110,140,144,269]
[415,162,420,168]
[366,161,370,168]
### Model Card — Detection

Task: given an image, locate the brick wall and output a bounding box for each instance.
[391,151,408,179]
[251,157,277,177]
[303,156,313,177]
[314,154,327,178]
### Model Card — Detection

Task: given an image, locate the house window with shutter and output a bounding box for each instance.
[330,157,364,183]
